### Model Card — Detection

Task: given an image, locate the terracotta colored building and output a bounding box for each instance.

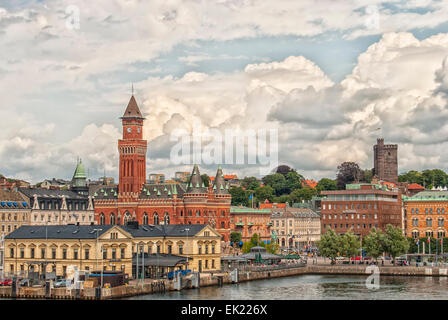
[403,190,448,239]
[230,206,272,242]
[93,95,232,241]
[321,183,402,237]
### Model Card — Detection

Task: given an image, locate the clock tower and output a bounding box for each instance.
[118,95,147,199]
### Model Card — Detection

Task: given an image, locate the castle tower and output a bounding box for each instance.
[373,138,398,184]
[118,95,147,199]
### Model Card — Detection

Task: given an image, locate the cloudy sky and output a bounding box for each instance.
[1,0,448,183]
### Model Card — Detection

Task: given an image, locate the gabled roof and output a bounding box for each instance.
[121,95,144,119]
[120,224,210,238]
[408,183,425,190]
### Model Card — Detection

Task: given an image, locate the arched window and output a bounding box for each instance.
[221,210,225,217]
[110,213,115,225]
[153,213,159,225]
[188,210,192,216]
[180,210,183,217]
[99,213,105,225]
[123,212,131,225]
[164,213,170,225]
[221,221,225,229]
[143,213,148,225]
[117,216,121,225]
[196,210,200,217]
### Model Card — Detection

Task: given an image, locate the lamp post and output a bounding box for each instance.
[92,228,102,286]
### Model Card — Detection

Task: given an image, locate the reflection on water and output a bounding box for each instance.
[126,275,448,300]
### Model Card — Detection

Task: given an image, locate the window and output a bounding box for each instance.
[52,248,56,259]
[121,248,125,259]
[205,260,208,269]
[41,248,45,259]
[20,248,24,258]
[62,249,67,259]
[221,222,225,229]
[439,218,444,227]
[212,245,215,254]
[198,245,202,254]
[103,249,107,259]
[212,259,215,269]
[205,245,209,254]
[164,213,170,225]
[179,245,183,255]
[74,249,79,260]
[426,218,433,227]
[143,213,148,225]
[85,249,89,260]
[112,248,116,259]
[30,248,35,259]
[153,213,159,225]
[168,245,172,254]
[157,245,161,254]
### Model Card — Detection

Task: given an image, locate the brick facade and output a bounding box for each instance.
[321,183,402,237]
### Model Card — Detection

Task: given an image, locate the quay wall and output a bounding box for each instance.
[1,264,448,299]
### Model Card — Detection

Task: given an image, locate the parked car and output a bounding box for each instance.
[53,279,68,288]
[0,279,12,286]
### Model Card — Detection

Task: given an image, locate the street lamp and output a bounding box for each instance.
[92,228,102,286]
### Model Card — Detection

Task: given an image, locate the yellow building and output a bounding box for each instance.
[3,225,133,278]
[122,222,222,275]
[3,223,222,279]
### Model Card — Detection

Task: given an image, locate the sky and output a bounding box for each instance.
[1,0,448,183]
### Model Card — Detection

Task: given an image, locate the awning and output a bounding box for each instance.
[132,253,188,267]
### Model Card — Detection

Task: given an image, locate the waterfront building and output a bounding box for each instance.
[321,183,402,237]
[17,160,95,226]
[3,223,220,278]
[269,204,321,250]
[0,190,30,237]
[403,190,448,239]
[372,138,398,184]
[230,206,272,242]
[92,95,232,241]
[122,222,221,275]
[3,224,133,278]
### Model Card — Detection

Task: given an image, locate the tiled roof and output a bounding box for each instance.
[5,225,113,239]
[408,183,425,190]
[139,183,186,199]
[121,95,144,119]
[18,188,87,200]
[121,224,207,238]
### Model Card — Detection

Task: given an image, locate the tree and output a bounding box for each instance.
[230,232,242,245]
[285,171,304,192]
[316,178,337,192]
[336,162,362,190]
[340,230,360,259]
[363,227,385,260]
[254,185,275,204]
[241,177,260,190]
[262,173,288,196]
[383,224,409,264]
[288,187,317,204]
[316,228,341,264]
[361,169,373,183]
[201,174,210,187]
[229,187,249,206]
[274,195,289,203]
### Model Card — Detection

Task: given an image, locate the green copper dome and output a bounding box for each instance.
[73,159,87,179]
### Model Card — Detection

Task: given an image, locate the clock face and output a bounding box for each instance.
[127,127,132,133]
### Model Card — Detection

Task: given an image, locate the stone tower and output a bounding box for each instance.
[373,138,398,184]
[118,95,147,199]
[71,158,88,196]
